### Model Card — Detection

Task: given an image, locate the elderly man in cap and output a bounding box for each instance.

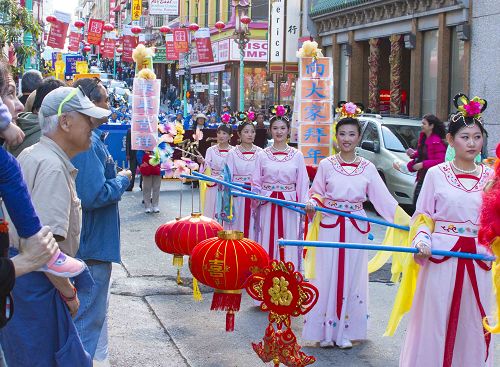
[0,87,110,366]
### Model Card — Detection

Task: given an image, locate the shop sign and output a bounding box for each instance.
[217,39,230,63]
[152,47,168,63]
[64,54,84,77]
[269,0,299,65]
[47,11,71,49]
[149,0,179,15]
[269,0,284,63]
[173,28,189,53]
[194,28,214,63]
[75,61,89,74]
[230,40,267,62]
[87,19,105,45]
[132,0,142,21]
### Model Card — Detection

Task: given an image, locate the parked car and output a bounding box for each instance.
[355,115,421,206]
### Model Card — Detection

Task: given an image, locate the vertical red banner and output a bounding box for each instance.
[122,35,138,62]
[68,32,82,52]
[172,28,189,53]
[87,19,105,45]
[165,34,179,60]
[194,28,213,63]
[47,20,69,49]
[102,38,115,59]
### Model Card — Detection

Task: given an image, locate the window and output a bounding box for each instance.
[360,122,379,144]
[204,0,209,27]
[449,27,465,113]
[382,125,421,152]
[227,0,232,22]
[421,30,439,115]
[251,0,269,21]
[215,0,220,21]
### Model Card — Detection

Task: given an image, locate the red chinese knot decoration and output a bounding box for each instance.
[190,231,270,332]
[245,260,319,367]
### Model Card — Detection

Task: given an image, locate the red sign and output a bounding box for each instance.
[172,28,189,53]
[165,34,178,60]
[87,19,105,45]
[122,35,138,62]
[102,37,115,59]
[194,28,213,63]
[68,31,82,52]
[47,20,69,49]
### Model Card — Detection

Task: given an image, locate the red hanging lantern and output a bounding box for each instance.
[159,26,171,34]
[215,20,225,32]
[103,23,114,32]
[188,23,199,32]
[116,47,123,54]
[131,26,142,35]
[240,15,251,25]
[190,231,270,332]
[83,45,91,53]
[74,20,85,29]
[155,218,184,284]
[46,15,57,24]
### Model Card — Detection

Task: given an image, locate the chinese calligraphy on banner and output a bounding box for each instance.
[173,28,189,53]
[131,78,161,151]
[132,0,142,21]
[122,25,138,62]
[87,19,104,45]
[165,34,179,60]
[194,28,214,63]
[68,25,82,52]
[297,57,334,165]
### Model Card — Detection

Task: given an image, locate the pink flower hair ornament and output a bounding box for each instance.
[452,93,487,127]
[247,111,256,122]
[335,101,364,119]
[268,105,291,120]
[221,113,232,124]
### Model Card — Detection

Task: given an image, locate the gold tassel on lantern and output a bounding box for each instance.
[193,277,203,302]
[172,255,184,285]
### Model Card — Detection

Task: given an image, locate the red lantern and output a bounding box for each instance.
[159,26,171,34]
[188,23,199,32]
[155,218,184,284]
[190,231,270,331]
[74,20,85,29]
[103,23,114,32]
[240,15,251,25]
[46,15,57,24]
[215,20,225,32]
[116,47,123,54]
[131,26,142,35]
[83,45,91,53]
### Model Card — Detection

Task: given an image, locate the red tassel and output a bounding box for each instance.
[210,291,242,311]
[226,311,235,332]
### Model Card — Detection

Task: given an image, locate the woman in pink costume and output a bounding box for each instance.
[199,123,233,219]
[302,105,406,349]
[251,105,309,266]
[224,111,262,239]
[399,95,494,366]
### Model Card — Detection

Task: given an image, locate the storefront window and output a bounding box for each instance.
[222,71,231,107]
[422,29,439,115]
[449,27,465,113]
[339,46,349,102]
[208,72,219,110]
[243,67,271,110]
[279,73,296,111]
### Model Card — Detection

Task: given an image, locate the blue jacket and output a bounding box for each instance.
[71,130,129,263]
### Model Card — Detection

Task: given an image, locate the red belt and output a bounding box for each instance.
[314,197,370,320]
[268,191,286,261]
[429,237,491,367]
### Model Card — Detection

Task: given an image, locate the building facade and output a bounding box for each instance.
[309,0,471,121]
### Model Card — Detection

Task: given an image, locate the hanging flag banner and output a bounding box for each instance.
[68,26,82,52]
[149,0,179,15]
[87,19,105,45]
[46,11,71,50]
[297,56,334,165]
[194,28,214,63]
[132,0,142,21]
[102,38,115,59]
[122,25,138,63]
[173,28,189,53]
[165,33,179,60]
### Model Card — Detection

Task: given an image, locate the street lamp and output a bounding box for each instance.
[233,2,251,111]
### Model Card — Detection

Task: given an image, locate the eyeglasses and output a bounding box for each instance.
[57,85,85,117]
[86,77,103,102]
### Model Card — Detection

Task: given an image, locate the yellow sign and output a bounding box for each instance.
[75,61,89,74]
[73,73,100,81]
[132,0,142,21]
[55,58,66,81]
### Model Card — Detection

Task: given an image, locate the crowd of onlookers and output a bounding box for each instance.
[0,64,131,366]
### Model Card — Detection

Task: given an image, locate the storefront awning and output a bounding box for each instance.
[178,64,227,76]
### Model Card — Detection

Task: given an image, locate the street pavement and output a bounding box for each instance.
[108,180,500,366]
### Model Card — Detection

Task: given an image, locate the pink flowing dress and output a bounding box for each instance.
[400,162,494,367]
[202,145,232,219]
[223,145,262,240]
[302,156,399,344]
[251,147,309,266]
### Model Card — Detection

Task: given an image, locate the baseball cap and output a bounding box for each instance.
[39,86,111,120]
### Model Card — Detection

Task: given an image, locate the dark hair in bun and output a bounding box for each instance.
[336,117,361,135]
